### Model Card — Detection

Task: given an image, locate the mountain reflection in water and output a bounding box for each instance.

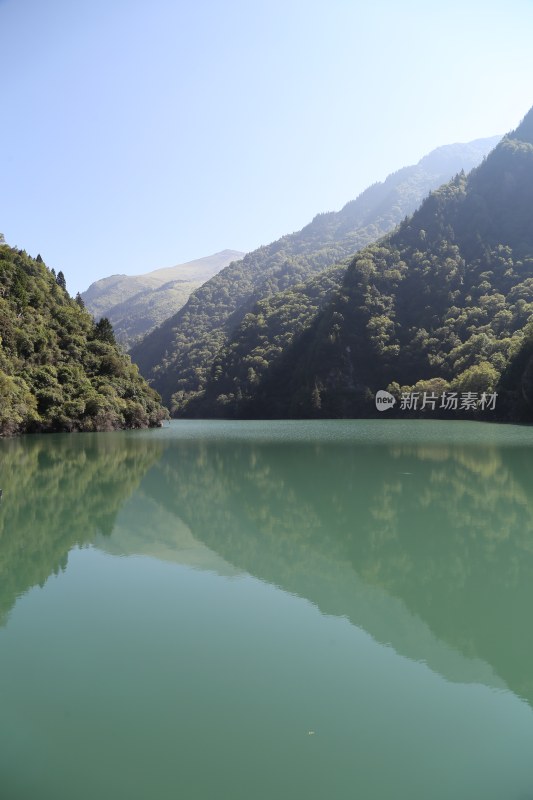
[2,421,533,706]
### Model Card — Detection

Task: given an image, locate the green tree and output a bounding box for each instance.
[452,362,499,394]
[94,317,116,344]
[0,244,168,435]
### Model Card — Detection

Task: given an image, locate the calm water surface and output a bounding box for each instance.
[1,420,533,799]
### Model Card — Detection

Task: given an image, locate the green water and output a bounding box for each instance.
[1,420,533,800]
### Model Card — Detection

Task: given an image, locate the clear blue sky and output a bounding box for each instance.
[2,0,533,294]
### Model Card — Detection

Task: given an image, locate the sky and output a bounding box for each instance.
[2,0,533,295]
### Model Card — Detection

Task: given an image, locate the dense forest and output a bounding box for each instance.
[192,110,533,421]
[0,242,167,435]
[130,138,499,410]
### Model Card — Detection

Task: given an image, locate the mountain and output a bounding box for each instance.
[0,242,168,434]
[129,137,500,410]
[82,249,244,349]
[211,108,533,421]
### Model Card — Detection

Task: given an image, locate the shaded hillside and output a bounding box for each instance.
[194,264,348,416]
[129,137,500,409]
[218,109,533,420]
[0,243,167,434]
[82,250,243,349]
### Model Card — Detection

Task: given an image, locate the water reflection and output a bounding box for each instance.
[2,422,533,706]
[0,433,162,625]
[138,432,533,706]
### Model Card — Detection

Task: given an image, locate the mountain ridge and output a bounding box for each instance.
[130,136,500,408]
[207,109,533,421]
[82,249,244,349]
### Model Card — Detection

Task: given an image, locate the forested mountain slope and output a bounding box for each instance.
[130,137,500,409]
[0,243,167,434]
[217,109,533,421]
[82,250,243,349]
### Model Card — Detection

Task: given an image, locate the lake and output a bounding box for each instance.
[1,419,533,800]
